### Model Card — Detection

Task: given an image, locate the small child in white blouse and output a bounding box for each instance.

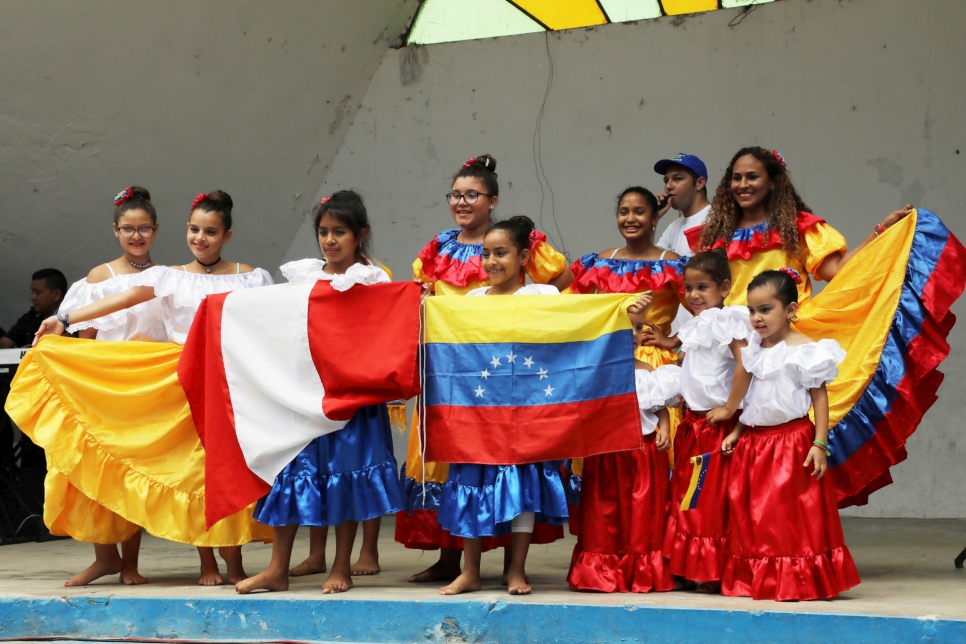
[663,250,753,594]
[720,268,860,601]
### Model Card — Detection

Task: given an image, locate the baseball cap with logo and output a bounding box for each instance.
[654,153,708,180]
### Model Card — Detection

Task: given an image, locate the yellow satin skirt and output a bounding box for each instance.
[5,336,272,546]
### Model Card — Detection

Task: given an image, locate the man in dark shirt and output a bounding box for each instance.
[0,269,67,348]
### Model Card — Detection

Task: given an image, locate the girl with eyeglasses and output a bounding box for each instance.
[51,186,167,588]
[397,154,574,585]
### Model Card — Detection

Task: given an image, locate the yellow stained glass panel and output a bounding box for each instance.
[513,0,608,30]
[661,0,718,16]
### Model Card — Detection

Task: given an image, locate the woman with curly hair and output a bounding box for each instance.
[699,146,912,306]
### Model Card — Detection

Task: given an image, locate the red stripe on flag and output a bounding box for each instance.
[308,281,422,420]
[179,293,271,528]
[424,392,644,464]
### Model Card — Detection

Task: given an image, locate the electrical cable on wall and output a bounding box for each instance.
[532,31,569,259]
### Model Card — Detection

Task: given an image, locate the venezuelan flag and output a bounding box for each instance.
[680,452,712,511]
[422,294,643,465]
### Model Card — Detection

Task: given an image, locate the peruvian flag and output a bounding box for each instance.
[178,280,421,527]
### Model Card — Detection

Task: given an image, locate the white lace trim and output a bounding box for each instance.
[636,364,683,412]
[742,335,844,390]
[678,305,752,356]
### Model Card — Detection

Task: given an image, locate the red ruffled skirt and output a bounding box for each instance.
[568,434,674,593]
[394,510,563,551]
[663,410,735,583]
[722,417,861,601]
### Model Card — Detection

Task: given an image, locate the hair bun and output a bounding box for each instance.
[128,186,151,201]
[475,154,497,173]
[206,190,234,209]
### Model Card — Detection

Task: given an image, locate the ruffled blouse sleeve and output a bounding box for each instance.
[678,305,752,355]
[635,364,683,412]
[799,215,848,276]
[787,339,845,389]
[61,268,167,334]
[280,258,328,283]
[525,230,568,284]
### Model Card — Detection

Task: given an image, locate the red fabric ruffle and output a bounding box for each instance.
[568,435,674,593]
[706,212,826,260]
[570,260,684,295]
[723,417,860,601]
[394,510,563,551]
[663,410,735,583]
[416,237,488,288]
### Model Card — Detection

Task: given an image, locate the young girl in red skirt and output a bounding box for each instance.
[567,294,681,593]
[721,268,860,601]
[661,249,753,593]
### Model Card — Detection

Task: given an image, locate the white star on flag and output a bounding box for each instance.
[538,367,549,380]
[544,384,554,397]
[523,356,534,368]
[506,351,517,363]
[480,368,490,380]
[475,385,485,397]
[490,356,502,368]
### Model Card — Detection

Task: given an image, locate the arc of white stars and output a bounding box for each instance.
[537,367,549,380]
[523,356,534,368]
[490,356,502,368]
[544,384,554,397]
[480,368,490,380]
[506,351,517,363]
[475,385,485,398]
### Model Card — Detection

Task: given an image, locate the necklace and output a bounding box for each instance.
[196,257,222,274]
[129,259,152,270]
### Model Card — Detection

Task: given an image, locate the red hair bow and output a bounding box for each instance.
[773,150,787,169]
[190,193,208,212]
[780,266,802,284]
[463,157,476,168]
[319,196,331,207]
[114,188,132,206]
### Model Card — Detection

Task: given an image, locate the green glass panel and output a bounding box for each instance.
[599,0,663,22]
[408,0,545,45]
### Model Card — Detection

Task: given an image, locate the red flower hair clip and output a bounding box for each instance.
[114,188,132,206]
[190,193,208,212]
[463,157,476,168]
[780,266,803,284]
[773,150,787,169]
[319,196,331,208]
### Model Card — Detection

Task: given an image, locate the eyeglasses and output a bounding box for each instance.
[116,225,157,238]
[445,190,492,206]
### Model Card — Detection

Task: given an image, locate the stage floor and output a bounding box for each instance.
[1,516,964,642]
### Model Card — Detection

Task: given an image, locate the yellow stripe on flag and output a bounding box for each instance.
[424,293,637,345]
[680,453,705,511]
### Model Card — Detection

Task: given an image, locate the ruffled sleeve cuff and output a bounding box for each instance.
[678,306,752,354]
[789,339,845,389]
[328,263,391,290]
[280,258,328,283]
[525,231,568,284]
[635,364,683,411]
[61,269,167,333]
[801,218,848,276]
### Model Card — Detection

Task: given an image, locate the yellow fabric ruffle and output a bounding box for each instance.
[526,239,569,284]
[5,336,272,546]
[725,221,848,308]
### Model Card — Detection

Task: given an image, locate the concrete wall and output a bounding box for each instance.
[297,0,966,518]
[0,0,416,320]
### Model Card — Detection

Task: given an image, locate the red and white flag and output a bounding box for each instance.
[178,280,421,527]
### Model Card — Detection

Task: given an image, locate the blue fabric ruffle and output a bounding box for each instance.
[399,462,444,512]
[437,461,569,538]
[730,220,771,242]
[562,459,582,507]
[574,252,689,277]
[436,228,482,262]
[254,404,404,527]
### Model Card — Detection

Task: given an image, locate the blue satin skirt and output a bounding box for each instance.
[254,404,404,527]
[437,461,569,538]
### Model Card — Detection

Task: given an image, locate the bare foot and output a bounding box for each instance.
[120,563,148,585]
[409,560,461,583]
[439,572,482,595]
[219,546,247,585]
[198,561,225,586]
[350,551,380,576]
[321,569,353,594]
[235,569,289,594]
[502,572,530,585]
[290,554,327,576]
[507,570,531,595]
[65,557,124,587]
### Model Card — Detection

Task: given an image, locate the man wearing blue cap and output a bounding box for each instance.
[654,153,711,256]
